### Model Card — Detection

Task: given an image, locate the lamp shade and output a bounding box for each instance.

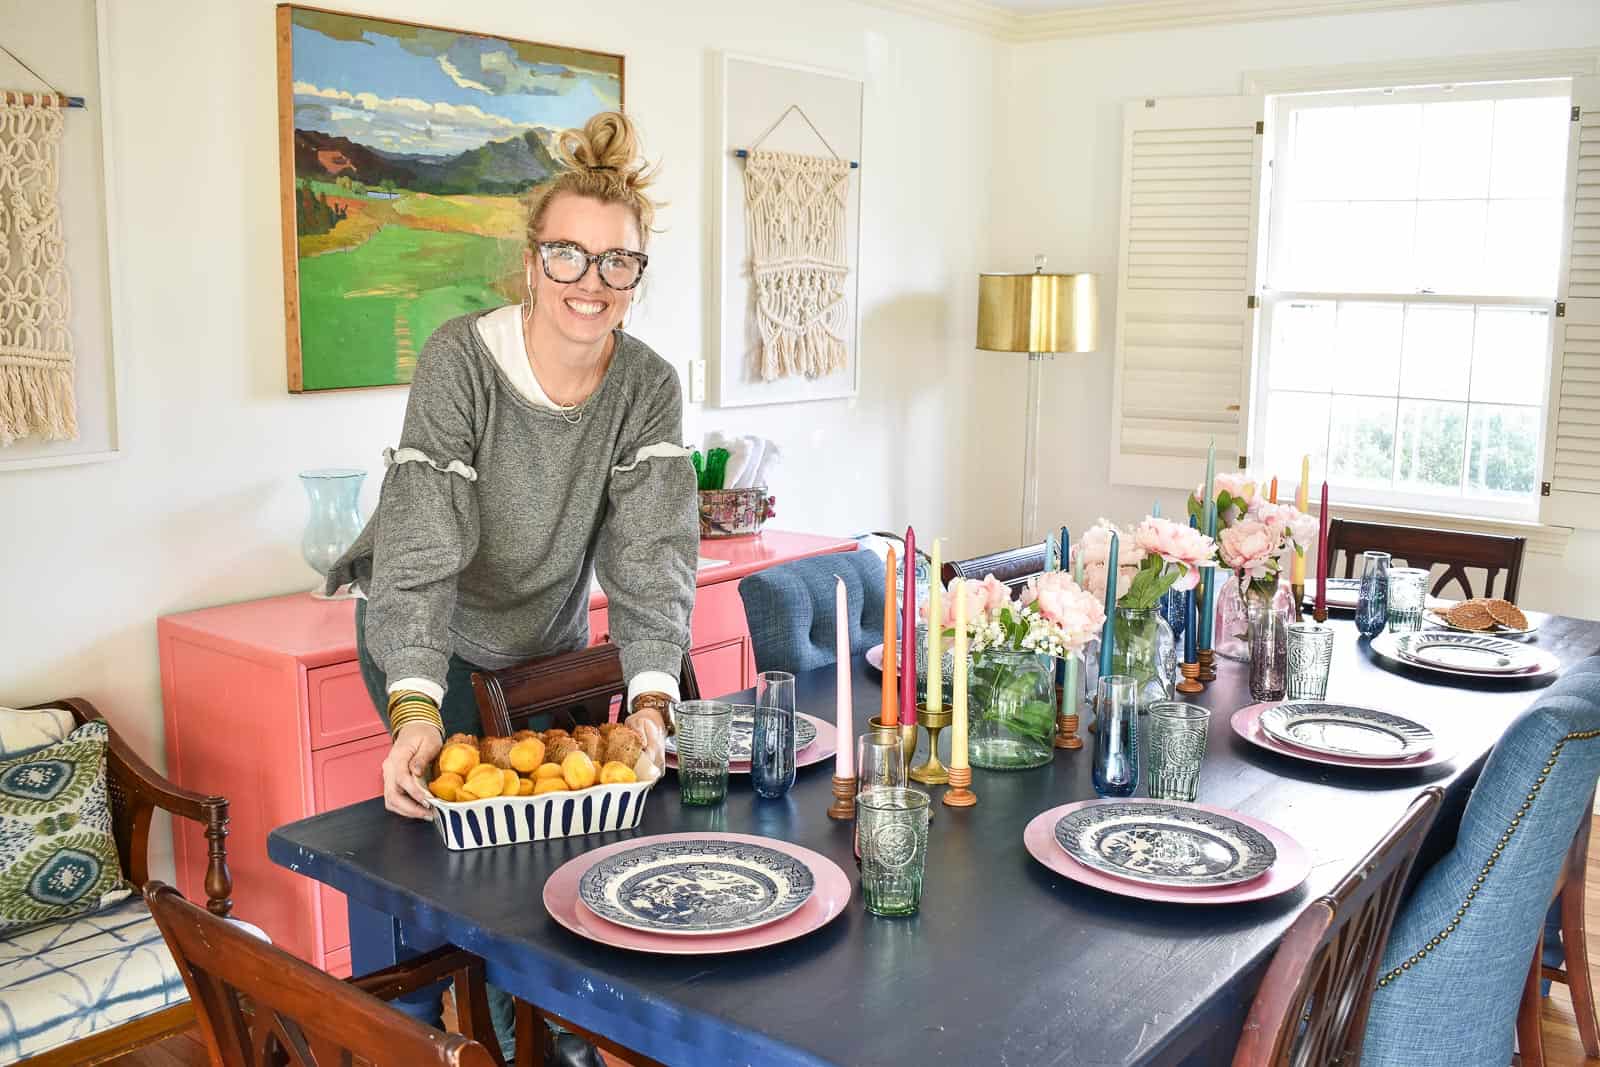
[976,271,1098,354]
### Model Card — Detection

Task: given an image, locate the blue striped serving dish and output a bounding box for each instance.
[427,778,657,851]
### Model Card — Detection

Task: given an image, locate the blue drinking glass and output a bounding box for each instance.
[751,671,797,799]
[1092,675,1140,798]
[1355,550,1391,639]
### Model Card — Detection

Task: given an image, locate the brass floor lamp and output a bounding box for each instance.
[976,257,1099,545]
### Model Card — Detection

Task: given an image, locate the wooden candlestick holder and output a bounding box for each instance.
[1198,648,1217,682]
[1177,661,1204,694]
[1053,712,1082,750]
[909,705,951,785]
[942,765,976,807]
[827,775,856,820]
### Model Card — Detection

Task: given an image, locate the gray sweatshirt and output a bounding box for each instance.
[327,311,698,692]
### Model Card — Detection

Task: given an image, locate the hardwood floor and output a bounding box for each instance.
[107,817,1600,1066]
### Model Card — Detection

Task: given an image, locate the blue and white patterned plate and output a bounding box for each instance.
[665,709,817,762]
[1259,702,1434,759]
[1054,802,1277,889]
[578,838,816,935]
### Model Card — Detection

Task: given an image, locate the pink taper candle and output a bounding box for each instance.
[901,526,917,727]
[835,576,853,779]
[882,547,898,728]
[1314,481,1330,620]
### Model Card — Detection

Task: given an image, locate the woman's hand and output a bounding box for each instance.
[383,723,443,819]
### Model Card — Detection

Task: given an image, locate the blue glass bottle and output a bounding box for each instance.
[1092,675,1140,798]
[1158,587,1187,649]
[1355,550,1391,639]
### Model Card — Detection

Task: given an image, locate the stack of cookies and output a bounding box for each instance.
[1441,597,1529,632]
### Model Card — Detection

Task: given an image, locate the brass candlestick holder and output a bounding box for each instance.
[942,765,977,807]
[1053,684,1082,750]
[1198,648,1217,682]
[869,716,918,776]
[909,704,950,785]
[828,774,856,820]
[1177,661,1204,694]
[1291,583,1306,622]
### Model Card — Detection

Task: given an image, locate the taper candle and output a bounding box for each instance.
[1185,515,1199,663]
[1152,499,1162,518]
[1269,477,1278,504]
[1314,481,1330,619]
[1058,526,1069,572]
[882,546,899,727]
[928,540,943,714]
[1098,530,1119,678]
[1203,438,1216,536]
[951,578,968,770]
[835,577,853,779]
[1291,454,1309,585]
[901,526,917,728]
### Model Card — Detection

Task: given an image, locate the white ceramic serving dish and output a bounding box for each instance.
[427,777,657,851]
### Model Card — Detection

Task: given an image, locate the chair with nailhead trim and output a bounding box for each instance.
[1361,656,1600,1066]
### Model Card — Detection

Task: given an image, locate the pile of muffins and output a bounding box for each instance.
[1442,597,1529,632]
[427,723,661,804]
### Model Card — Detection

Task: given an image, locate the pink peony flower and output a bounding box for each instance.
[1132,517,1217,592]
[1079,559,1139,604]
[1219,520,1277,580]
[1190,473,1257,519]
[1020,571,1105,651]
[927,573,1015,628]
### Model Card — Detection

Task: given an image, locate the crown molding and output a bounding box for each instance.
[856,0,1495,42]
[1242,46,1600,93]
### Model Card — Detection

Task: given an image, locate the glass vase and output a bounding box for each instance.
[1246,577,1289,701]
[299,469,366,580]
[966,648,1057,770]
[1109,606,1176,711]
[1215,572,1296,662]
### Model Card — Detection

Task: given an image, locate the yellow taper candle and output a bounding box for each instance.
[951,577,968,770]
[928,540,942,714]
[1291,453,1310,584]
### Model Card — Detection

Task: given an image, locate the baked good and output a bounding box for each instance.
[1445,600,1495,631]
[603,725,644,768]
[1486,598,1529,630]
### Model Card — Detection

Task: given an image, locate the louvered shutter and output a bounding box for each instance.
[1109,95,1267,490]
[1542,76,1600,528]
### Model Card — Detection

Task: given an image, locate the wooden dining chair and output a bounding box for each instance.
[1519,786,1600,1064]
[1233,787,1444,1067]
[940,540,1049,594]
[470,644,700,736]
[1325,519,1527,603]
[143,881,502,1067]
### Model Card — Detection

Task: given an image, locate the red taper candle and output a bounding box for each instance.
[901,526,918,727]
[1313,481,1330,621]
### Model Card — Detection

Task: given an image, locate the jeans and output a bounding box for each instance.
[353,600,518,1059]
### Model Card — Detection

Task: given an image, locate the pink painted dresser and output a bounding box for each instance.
[158,530,854,974]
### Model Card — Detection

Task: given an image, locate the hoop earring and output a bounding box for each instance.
[523,269,534,324]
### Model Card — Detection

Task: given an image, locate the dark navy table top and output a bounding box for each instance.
[268,615,1600,1066]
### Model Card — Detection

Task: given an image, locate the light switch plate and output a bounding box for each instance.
[689,359,706,402]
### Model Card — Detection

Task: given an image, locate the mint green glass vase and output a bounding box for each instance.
[966,649,1057,770]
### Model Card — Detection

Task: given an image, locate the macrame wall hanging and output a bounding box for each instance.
[0,91,75,445]
[740,106,853,382]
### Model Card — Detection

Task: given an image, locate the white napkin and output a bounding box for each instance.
[721,436,755,490]
[750,439,781,488]
[732,435,765,488]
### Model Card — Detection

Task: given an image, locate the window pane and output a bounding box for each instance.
[1291,106,1354,202]
[1283,201,1349,290]
[1348,104,1420,201]
[1264,391,1331,483]
[1414,200,1486,294]
[1466,404,1540,496]
[1269,302,1336,391]
[1490,96,1570,199]
[1394,399,1466,492]
[1345,202,1415,292]
[1328,394,1397,487]
[1471,307,1549,406]
[1418,99,1493,200]
[1483,199,1561,297]
[1334,302,1403,395]
[1398,304,1473,401]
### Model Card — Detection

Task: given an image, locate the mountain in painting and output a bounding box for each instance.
[293,128,560,195]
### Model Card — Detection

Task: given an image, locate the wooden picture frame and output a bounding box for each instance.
[275,5,625,393]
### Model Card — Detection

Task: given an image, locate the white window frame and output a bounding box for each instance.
[1252,79,1571,522]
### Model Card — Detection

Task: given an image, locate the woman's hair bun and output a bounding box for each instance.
[558,112,648,187]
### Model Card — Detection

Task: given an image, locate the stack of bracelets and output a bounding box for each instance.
[387,689,444,738]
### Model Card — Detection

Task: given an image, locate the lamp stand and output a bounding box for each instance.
[1021,352,1049,544]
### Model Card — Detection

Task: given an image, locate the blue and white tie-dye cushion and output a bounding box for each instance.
[0,721,130,936]
[0,896,188,1061]
[0,706,75,759]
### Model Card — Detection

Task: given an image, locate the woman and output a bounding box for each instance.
[329,111,696,809]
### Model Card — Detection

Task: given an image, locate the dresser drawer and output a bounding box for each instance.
[308,662,385,749]
[690,638,747,701]
[311,733,389,957]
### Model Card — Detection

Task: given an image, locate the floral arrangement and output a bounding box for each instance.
[925,571,1104,658]
[1187,475,1316,583]
[1074,516,1217,611]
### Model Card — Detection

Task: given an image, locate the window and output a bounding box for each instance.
[1254,81,1572,520]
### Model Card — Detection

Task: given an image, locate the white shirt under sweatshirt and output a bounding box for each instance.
[385,304,681,712]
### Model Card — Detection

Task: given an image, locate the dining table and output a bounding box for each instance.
[267,613,1600,1066]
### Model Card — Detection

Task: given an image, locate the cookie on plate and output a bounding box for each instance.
[1485,598,1529,631]
[1445,600,1496,631]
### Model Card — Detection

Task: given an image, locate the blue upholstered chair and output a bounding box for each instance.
[738,549,886,674]
[1361,656,1600,1066]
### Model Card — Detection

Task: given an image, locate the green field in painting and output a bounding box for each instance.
[296,223,519,390]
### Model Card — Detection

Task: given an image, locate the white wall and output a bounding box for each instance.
[990,0,1600,616]
[0,0,999,876]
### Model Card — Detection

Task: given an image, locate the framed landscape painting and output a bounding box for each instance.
[275,6,624,391]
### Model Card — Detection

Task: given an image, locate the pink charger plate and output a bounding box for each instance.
[1231,703,1454,770]
[665,712,836,774]
[543,832,852,955]
[1024,800,1311,905]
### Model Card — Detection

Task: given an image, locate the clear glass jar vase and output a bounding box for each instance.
[1246,577,1289,701]
[299,468,366,580]
[966,648,1057,770]
[1214,572,1296,662]
[1109,606,1176,710]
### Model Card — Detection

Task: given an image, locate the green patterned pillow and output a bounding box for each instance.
[0,720,130,935]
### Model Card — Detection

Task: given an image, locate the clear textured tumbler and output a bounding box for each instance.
[1386,567,1430,633]
[1145,702,1210,802]
[674,700,732,806]
[1286,622,1335,700]
[857,787,931,916]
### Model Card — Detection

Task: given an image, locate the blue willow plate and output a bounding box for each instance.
[1054,803,1277,889]
[665,710,817,761]
[577,838,815,935]
[1259,702,1434,759]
